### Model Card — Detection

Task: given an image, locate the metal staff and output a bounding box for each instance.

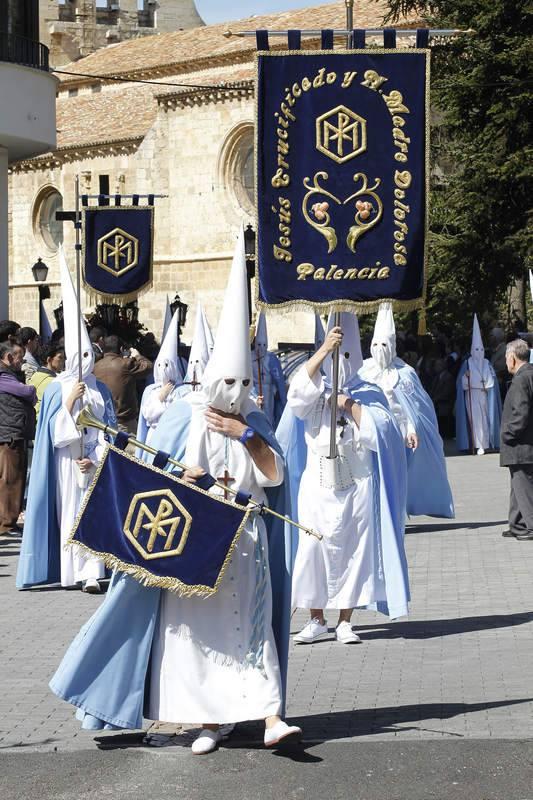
[327,1,353,462]
[224,27,474,39]
[76,406,323,540]
[466,368,476,455]
[74,175,84,460]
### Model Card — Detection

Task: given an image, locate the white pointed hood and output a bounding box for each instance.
[153,309,180,385]
[323,311,363,391]
[185,303,213,384]
[200,227,253,413]
[470,313,485,368]
[314,314,325,351]
[254,312,268,360]
[371,301,397,370]
[58,245,94,382]
[161,295,172,340]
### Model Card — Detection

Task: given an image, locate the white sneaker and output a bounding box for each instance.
[293,617,329,644]
[82,578,101,594]
[264,720,302,749]
[191,728,221,755]
[335,621,361,644]
[477,448,485,455]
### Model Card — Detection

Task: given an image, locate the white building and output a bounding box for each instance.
[1,0,57,318]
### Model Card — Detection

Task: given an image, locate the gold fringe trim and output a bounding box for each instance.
[417,306,427,336]
[84,280,153,307]
[253,48,430,320]
[66,443,252,597]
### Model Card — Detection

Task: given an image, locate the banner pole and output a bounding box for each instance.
[74,174,84,460]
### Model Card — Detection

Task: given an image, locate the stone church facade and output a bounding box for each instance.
[8,1,417,346]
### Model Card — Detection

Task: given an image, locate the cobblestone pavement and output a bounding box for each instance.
[1,451,533,756]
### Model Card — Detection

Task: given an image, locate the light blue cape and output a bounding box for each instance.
[253,351,288,429]
[50,398,292,730]
[276,378,410,620]
[455,360,502,451]
[16,380,116,590]
[387,360,454,519]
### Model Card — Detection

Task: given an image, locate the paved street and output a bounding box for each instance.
[2,450,533,799]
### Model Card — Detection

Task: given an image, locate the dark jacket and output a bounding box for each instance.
[500,363,533,466]
[0,365,36,443]
[93,352,152,423]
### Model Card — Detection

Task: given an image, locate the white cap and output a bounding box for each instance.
[202,227,252,386]
[161,295,172,340]
[185,302,213,384]
[254,312,268,360]
[323,311,363,390]
[153,309,180,385]
[58,245,94,381]
[372,302,397,355]
[470,313,484,364]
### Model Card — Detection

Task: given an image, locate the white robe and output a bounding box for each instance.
[288,367,387,611]
[461,357,494,449]
[140,384,181,447]
[54,390,106,587]
[149,403,285,725]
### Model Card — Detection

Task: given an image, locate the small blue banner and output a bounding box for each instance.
[83,206,154,301]
[256,49,430,312]
[69,445,251,597]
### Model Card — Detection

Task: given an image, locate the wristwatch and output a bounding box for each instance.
[238,426,255,445]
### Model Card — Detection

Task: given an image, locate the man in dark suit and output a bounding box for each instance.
[501,339,533,539]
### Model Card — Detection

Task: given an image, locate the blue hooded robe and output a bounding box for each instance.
[49,398,292,730]
[455,359,502,452]
[16,380,116,590]
[276,378,410,620]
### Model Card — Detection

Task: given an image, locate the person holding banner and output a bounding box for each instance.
[277,312,409,645]
[16,248,116,593]
[456,314,502,455]
[360,302,454,519]
[49,229,300,754]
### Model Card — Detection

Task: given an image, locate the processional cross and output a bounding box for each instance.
[217,469,235,500]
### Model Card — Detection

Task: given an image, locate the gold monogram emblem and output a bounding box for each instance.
[123,489,192,560]
[97,228,139,277]
[316,105,367,164]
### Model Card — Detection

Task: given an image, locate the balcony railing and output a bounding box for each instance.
[0,31,49,72]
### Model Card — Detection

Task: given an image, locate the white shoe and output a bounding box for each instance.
[335,621,361,644]
[264,720,302,749]
[477,448,485,455]
[293,617,329,644]
[82,578,101,594]
[191,728,221,755]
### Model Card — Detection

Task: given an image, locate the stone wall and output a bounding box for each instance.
[8,82,314,349]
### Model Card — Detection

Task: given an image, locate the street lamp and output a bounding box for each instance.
[31,258,51,336]
[244,223,256,323]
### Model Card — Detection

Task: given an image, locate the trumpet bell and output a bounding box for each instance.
[76,406,110,434]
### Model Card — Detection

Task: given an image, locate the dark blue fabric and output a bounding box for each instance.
[351,29,365,48]
[72,446,249,593]
[256,29,269,50]
[152,450,169,469]
[83,206,153,297]
[416,28,430,48]
[114,431,129,451]
[287,29,301,50]
[321,29,334,49]
[256,50,429,308]
[383,28,397,48]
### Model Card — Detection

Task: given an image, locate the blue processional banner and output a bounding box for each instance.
[83,206,154,302]
[256,48,430,312]
[68,444,251,597]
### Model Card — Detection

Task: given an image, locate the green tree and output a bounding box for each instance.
[387,0,532,334]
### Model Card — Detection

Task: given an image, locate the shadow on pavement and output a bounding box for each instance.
[405,520,506,534]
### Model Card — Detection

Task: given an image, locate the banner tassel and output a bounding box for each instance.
[418,307,427,336]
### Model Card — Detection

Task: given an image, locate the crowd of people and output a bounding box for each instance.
[1,235,532,755]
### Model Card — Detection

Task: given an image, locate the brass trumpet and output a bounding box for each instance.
[76,406,322,540]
